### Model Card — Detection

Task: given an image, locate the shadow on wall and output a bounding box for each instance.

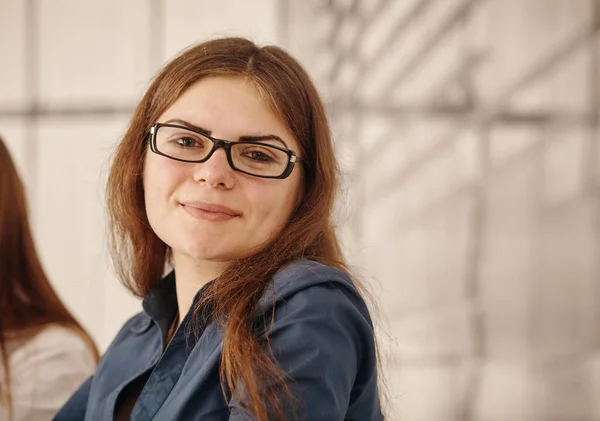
[284,0,600,420]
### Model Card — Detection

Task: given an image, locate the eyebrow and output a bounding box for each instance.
[238,134,287,148]
[163,118,211,136]
[163,118,288,148]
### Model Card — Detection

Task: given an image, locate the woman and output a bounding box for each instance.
[57,37,384,421]
[0,136,99,421]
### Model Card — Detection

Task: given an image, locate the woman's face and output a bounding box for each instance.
[143,77,302,264]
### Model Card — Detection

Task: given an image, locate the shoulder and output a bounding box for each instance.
[273,259,356,291]
[258,259,371,321]
[257,259,377,360]
[240,261,382,419]
[99,311,157,361]
[9,324,95,370]
[30,324,91,348]
[95,311,159,378]
[7,325,97,421]
[113,311,155,338]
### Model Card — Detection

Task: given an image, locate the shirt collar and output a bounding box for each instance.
[142,271,214,338]
[142,271,178,336]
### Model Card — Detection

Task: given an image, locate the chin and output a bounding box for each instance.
[182,242,235,261]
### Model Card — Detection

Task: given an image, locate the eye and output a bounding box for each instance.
[245,150,275,162]
[174,136,202,148]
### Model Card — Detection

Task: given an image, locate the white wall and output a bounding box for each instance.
[284,1,600,420]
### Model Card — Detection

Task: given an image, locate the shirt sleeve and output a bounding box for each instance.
[228,284,381,421]
[8,326,96,421]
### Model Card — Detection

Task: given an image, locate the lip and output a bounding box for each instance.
[180,201,241,222]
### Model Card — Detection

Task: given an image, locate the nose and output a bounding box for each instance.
[192,147,235,189]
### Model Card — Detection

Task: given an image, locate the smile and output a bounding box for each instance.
[180,202,241,222]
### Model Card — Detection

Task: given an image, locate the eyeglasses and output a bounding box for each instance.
[148,123,300,179]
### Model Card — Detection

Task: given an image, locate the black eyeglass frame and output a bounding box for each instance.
[147,123,300,179]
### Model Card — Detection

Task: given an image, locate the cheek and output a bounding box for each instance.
[284,171,303,214]
[249,176,301,228]
[143,155,185,217]
[143,157,163,210]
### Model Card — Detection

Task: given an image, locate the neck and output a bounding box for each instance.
[172,252,226,326]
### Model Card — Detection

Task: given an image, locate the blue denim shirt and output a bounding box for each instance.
[55,260,383,420]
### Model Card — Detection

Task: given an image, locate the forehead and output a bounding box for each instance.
[158,77,298,148]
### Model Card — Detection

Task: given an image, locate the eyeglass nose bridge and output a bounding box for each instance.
[200,137,235,165]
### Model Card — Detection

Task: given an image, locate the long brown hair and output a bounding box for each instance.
[0,137,99,412]
[107,37,376,420]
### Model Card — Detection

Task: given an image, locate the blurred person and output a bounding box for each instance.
[56,37,383,421]
[0,136,99,421]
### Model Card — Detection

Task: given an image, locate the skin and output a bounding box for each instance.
[143,77,303,322]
